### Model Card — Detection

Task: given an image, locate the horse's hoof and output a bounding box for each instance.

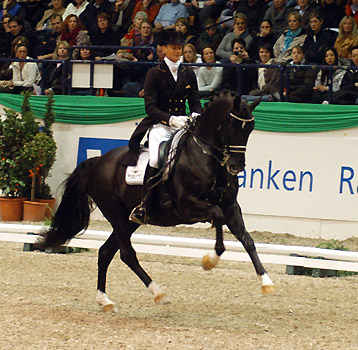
[202,252,220,271]
[154,293,171,305]
[262,284,275,295]
[103,303,116,313]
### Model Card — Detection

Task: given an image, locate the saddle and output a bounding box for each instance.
[125,128,187,186]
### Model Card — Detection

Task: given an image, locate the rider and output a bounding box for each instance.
[129,30,202,225]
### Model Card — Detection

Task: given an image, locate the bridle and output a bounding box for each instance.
[188,111,254,169]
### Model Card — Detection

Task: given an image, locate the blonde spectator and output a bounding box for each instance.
[334,16,358,59]
[180,43,202,76]
[273,11,307,64]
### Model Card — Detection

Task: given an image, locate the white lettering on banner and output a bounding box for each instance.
[340,166,358,195]
[239,160,313,192]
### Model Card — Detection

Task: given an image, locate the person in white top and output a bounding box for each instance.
[197,45,223,97]
[2,43,41,94]
[62,0,89,21]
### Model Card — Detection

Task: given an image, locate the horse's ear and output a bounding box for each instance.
[233,95,241,109]
[250,96,262,111]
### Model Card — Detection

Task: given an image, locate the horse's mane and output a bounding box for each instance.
[200,90,238,126]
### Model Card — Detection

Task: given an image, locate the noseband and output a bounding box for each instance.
[190,111,254,169]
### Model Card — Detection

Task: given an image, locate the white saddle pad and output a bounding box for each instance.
[125,148,149,185]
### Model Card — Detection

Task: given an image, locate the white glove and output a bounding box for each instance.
[169,115,189,129]
[190,112,201,121]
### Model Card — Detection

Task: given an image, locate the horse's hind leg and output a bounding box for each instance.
[118,226,171,305]
[202,222,225,270]
[223,203,274,295]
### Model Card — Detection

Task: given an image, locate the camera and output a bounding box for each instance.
[234,50,244,56]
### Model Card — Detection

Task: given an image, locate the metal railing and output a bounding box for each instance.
[0,48,356,103]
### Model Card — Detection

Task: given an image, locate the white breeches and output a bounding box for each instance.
[148,124,177,168]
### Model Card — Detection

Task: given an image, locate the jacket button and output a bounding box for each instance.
[175,108,178,111]
[180,100,183,102]
[169,99,172,102]
[175,100,177,102]
[169,108,172,112]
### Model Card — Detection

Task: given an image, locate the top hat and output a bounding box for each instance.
[160,30,183,45]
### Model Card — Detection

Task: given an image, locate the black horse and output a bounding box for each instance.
[35,92,274,312]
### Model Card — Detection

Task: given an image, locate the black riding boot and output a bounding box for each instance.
[129,165,159,224]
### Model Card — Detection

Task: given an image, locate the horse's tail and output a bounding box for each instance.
[34,157,99,250]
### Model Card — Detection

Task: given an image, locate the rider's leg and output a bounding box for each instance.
[129,124,173,224]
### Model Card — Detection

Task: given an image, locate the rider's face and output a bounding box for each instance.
[162,44,182,62]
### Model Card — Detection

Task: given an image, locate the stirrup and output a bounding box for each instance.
[129,203,148,225]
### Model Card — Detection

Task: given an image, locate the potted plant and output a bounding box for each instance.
[0,91,57,222]
[0,92,39,221]
[21,92,57,221]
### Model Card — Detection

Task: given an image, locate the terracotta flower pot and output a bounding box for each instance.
[23,201,48,222]
[37,198,56,219]
[0,197,26,221]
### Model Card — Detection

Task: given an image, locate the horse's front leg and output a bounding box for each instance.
[223,203,275,295]
[202,221,225,270]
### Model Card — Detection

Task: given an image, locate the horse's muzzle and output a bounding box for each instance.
[227,163,245,176]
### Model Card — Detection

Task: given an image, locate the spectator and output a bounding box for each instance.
[273,11,307,64]
[251,19,278,60]
[154,0,188,32]
[175,17,196,45]
[0,0,25,21]
[122,19,155,97]
[197,45,223,97]
[303,11,337,64]
[119,11,148,49]
[264,0,294,36]
[80,0,115,32]
[60,14,83,46]
[0,36,29,81]
[113,0,136,34]
[90,12,121,59]
[181,42,202,76]
[221,37,258,94]
[197,17,223,53]
[216,13,254,60]
[62,0,89,27]
[332,45,358,104]
[284,45,317,102]
[246,42,280,101]
[4,16,37,57]
[36,14,64,59]
[218,0,241,33]
[43,40,70,95]
[312,46,345,103]
[320,0,346,29]
[346,0,358,26]
[294,0,319,31]
[185,0,225,28]
[0,42,40,93]
[36,0,66,31]
[1,13,12,33]
[132,0,161,24]
[334,16,358,59]
[233,0,268,33]
[22,0,48,30]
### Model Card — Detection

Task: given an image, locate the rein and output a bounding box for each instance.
[187,111,253,168]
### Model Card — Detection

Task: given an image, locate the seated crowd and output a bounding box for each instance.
[0,0,358,104]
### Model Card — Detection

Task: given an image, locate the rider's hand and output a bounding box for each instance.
[169,115,189,129]
[190,112,200,121]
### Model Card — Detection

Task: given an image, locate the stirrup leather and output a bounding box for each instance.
[129,202,148,225]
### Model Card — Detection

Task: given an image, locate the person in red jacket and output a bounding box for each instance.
[346,0,358,26]
[132,0,161,23]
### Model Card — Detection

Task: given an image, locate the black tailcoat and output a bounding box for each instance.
[128,60,202,155]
